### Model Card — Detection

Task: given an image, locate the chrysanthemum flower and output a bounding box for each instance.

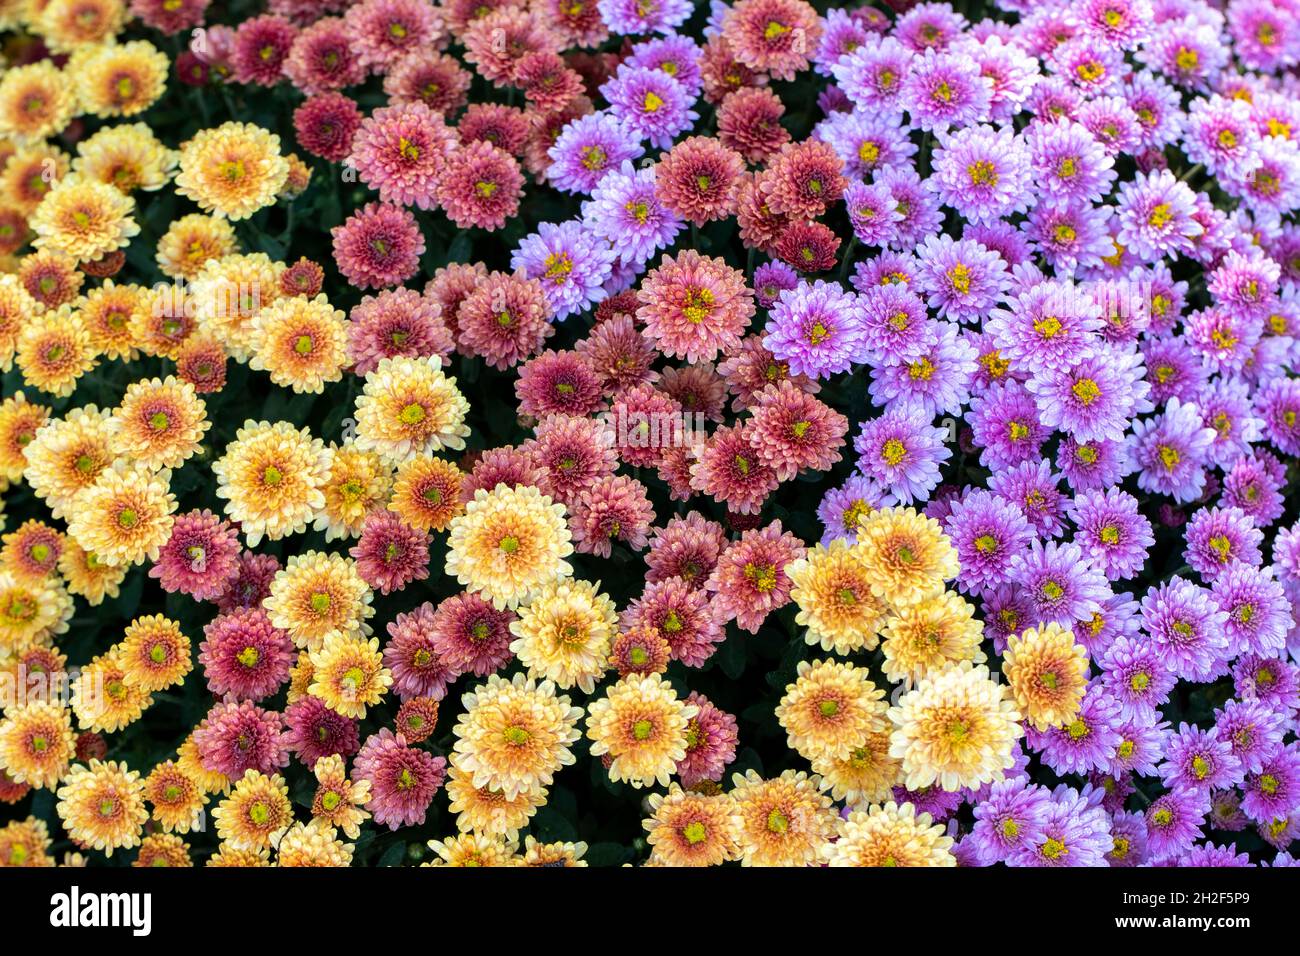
[175,122,289,221]
[823,801,956,867]
[653,136,745,226]
[284,697,359,768]
[30,175,138,262]
[213,420,330,546]
[384,456,461,533]
[586,673,697,789]
[747,381,848,481]
[248,294,347,394]
[854,506,958,609]
[443,756,544,839]
[729,768,835,867]
[509,578,616,694]
[0,60,76,144]
[15,307,97,399]
[211,769,292,852]
[349,102,455,210]
[142,761,207,834]
[689,423,779,516]
[155,213,239,280]
[0,817,52,867]
[888,661,1024,792]
[787,539,889,654]
[446,484,574,610]
[643,786,740,867]
[0,520,63,582]
[353,728,446,830]
[308,634,391,719]
[721,0,821,80]
[0,701,76,790]
[105,375,209,472]
[332,201,426,290]
[423,833,519,867]
[193,699,288,779]
[451,672,582,800]
[775,658,888,762]
[118,614,191,693]
[1003,623,1091,732]
[65,461,176,568]
[354,356,471,463]
[199,608,295,702]
[810,728,902,808]
[0,571,72,653]
[384,50,471,114]
[55,759,148,858]
[265,551,374,652]
[706,521,805,633]
[881,591,986,687]
[510,219,617,322]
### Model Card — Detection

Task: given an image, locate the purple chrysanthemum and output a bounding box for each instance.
[1130,397,1218,503]
[1067,487,1154,581]
[1008,539,1110,627]
[929,123,1030,225]
[763,279,867,379]
[600,65,699,150]
[943,488,1033,595]
[547,113,644,195]
[852,406,952,504]
[581,161,683,266]
[1140,576,1231,682]
[510,220,617,321]
[1100,634,1177,721]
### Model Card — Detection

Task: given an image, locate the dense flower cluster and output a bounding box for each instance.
[1,0,1300,869]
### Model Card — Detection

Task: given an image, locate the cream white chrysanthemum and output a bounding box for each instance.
[30,174,139,261]
[212,420,330,546]
[353,356,471,463]
[0,570,73,653]
[887,661,1024,793]
[21,405,115,519]
[446,484,574,610]
[73,121,179,193]
[821,802,956,867]
[65,460,177,567]
[774,658,889,762]
[586,673,697,789]
[880,590,986,688]
[509,577,616,694]
[248,294,348,394]
[189,252,286,361]
[451,673,583,801]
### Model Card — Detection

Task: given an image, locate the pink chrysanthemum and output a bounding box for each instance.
[677,691,739,788]
[347,287,455,376]
[353,728,446,829]
[345,0,446,74]
[760,140,847,220]
[284,17,367,94]
[622,577,724,668]
[349,510,431,594]
[384,50,472,114]
[717,87,791,163]
[231,15,297,86]
[515,350,604,419]
[293,92,363,163]
[456,103,532,155]
[746,381,848,481]
[569,475,655,558]
[148,509,241,601]
[705,521,806,632]
[722,0,823,81]
[455,271,555,370]
[513,51,585,113]
[428,592,516,678]
[574,315,658,392]
[216,552,281,613]
[459,447,547,501]
[717,334,821,413]
[193,700,289,779]
[645,513,728,588]
[434,141,524,231]
[655,136,746,226]
[283,697,360,766]
[383,603,461,700]
[332,202,426,290]
[637,251,755,363]
[349,102,457,209]
[690,423,780,515]
[199,607,295,701]
[522,414,619,505]
[462,8,560,85]
[424,261,487,342]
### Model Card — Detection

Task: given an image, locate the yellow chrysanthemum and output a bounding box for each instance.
[451,672,582,800]
[212,769,292,852]
[509,577,616,694]
[1002,622,1091,732]
[855,506,958,608]
[31,174,139,261]
[0,391,50,482]
[729,768,836,868]
[71,647,153,733]
[133,832,192,868]
[18,248,84,310]
[119,614,192,693]
[72,122,178,194]
[132,281,201,359]
[212,420,330,546]
[821,802,956,867]
[1,144,70,214]
[445,755,547,840]
[155,213,240,280]
[0,570,72,653]
[265,551,374,652]
[175,122,289,221]
[774,658,889,762]
[586,673,697,789]
[143,760,208,834]
[0,274,40,372]
[314,445,393,541]
[249,293,348,394]
[643,785,740,867]
[0,700,76,789]
[388,455,464,533]
[16,306,98,398]
[34,0,128,52]
[78,279,144,361]
[275,819,353,867]
[423,833,519,867]
[518,836,587,867]
[887,661,1024,793]
[21,404,113,517]
[66,460,176,566]
[55,759,149,857]
[880,590,986,687]
[74,40,169,118]
[307,634,390,719]
[0,817,53,867]
[206,844,270,867]
[57,539,127,606]
[810,727,902,807]
[189,252,285,361]
[109,375,209,470]
[446,483,574,610]
[0,60,76,144]
[354,356,471,463]
[176,734,229,796]
[287,651,314,704]
[787,538,890,653]
[310,754,370,839]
